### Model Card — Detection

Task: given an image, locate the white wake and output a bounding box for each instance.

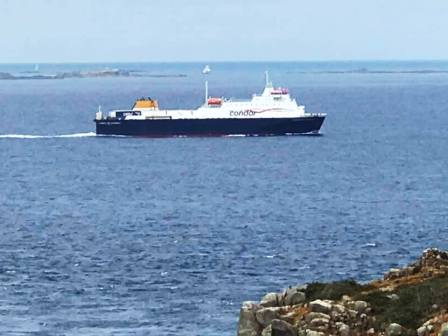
[0,132,96,139]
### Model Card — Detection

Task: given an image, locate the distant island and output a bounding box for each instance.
[238,248,448,336]
[0,68,187,80]
[288,69,448,75]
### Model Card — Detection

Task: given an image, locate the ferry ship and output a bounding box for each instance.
[94,73,326,137]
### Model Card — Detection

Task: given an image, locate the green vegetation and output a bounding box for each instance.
[304,277,448,332]
[305,280,368,301]
[355,277,448,331]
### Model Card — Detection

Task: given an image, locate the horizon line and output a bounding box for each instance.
[2,59,448,65]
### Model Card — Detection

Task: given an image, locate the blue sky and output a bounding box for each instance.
[0,0,447,62]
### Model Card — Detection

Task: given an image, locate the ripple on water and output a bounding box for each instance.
[0,63,448,335]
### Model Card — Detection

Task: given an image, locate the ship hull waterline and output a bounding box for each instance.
[95,116,325,137]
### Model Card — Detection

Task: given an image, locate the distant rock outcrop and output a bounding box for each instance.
[237,248,448,336]
[0,72,15,79]
[0,69,187,80]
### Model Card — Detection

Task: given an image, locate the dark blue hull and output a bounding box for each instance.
[95,116,325,137]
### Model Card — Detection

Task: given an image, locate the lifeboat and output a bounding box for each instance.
[207,97,222,106]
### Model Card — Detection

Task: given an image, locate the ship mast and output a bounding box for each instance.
[203,65,211,105]
[265,71,272,88]
[205,80,208,105]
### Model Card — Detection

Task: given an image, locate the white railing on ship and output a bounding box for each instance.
[306,113,326,117]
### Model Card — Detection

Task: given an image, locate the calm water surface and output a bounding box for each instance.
[0,62,447,335]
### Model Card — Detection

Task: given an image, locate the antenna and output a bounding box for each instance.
[96,105,103,120]
[265,71,272,88]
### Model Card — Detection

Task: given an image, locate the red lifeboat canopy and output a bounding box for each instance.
[208,97,222,106]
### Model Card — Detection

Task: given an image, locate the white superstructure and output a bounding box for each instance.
[96,73,324,121]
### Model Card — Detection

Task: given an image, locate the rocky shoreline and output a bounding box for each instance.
[237,248,448,336]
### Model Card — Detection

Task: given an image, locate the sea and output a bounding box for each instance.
[0,61,447,335]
